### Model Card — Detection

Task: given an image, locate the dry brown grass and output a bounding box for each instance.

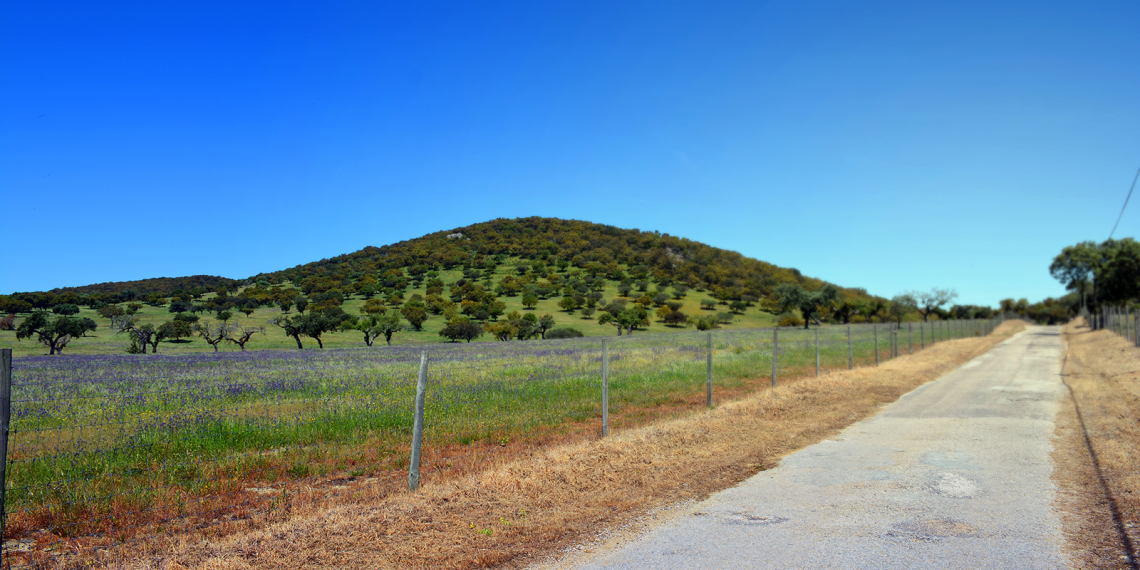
[1054,319,1140,569]
[28,322,1026,570]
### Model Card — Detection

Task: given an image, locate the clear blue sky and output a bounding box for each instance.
[3,1,1137,306]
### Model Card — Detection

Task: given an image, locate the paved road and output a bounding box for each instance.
[580,327,1069,569]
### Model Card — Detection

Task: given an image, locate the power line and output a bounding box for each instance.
[1109,166,1140,241]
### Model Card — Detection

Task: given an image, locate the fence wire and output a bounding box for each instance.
[0,318,995,567]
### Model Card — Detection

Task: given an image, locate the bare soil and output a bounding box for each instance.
[27,322,1027,569]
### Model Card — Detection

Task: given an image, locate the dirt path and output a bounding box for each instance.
[565,327,1070,569]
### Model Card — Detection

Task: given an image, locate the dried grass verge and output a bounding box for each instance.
[38,322,1026,570]
[1055,319,1140,569]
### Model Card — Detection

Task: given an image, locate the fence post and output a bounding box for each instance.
[847,325,853,370]
[874,324,879,366]
[408,352,428,492]
[815,328,820,377]
[771,329,778,387]
[908,323,913,354]
[602,339,610,437]
[921,322,925,349]
[0,349,11,546]
[706,332,713,407]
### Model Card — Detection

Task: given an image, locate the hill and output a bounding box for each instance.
[0,217,886,355]
[258,217,838,303]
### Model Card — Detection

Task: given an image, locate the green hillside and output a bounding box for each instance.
[1,217,883,356]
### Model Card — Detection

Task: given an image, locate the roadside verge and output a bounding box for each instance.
[1055,320,1140,569]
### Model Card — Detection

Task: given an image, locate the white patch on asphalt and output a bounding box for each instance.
[929,472,979,498]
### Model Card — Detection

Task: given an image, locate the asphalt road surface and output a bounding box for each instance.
[580,326,1069,569]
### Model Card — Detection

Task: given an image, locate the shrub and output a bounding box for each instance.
[690,315,719,331]
[545,327,584,339]
[778,313,805,327]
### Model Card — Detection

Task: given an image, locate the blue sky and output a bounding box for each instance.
[2,1,1137,306]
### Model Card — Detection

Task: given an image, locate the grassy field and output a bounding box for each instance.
[0,319,992,566]
[0,259,798,357]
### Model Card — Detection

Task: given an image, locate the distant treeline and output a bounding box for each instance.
[0,276,240,314]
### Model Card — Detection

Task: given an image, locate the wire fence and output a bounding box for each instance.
[0,317,1000,567]
[1092,304,1139,346]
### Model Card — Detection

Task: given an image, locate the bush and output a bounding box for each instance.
[0,314,14,331]
[777,313,805,327]
[545,327,584,339]
[716,312,734,324]
[690,315,719,331]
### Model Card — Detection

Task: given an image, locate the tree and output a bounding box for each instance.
[912,288,959,322]
[240,307,255,318]
[522,294,539,309]
[487,300,507,320]
[439,318,483,343]
[832,301,860,324]
[537,314,556,339]
[16,311,97,355]
[885,294,917,326]
[663,310,689,326]
[700,299,717,311]
[270,315,306,349]
[729,300,747,314]
[193,321,232,352]
[1098,238,1140,304]
[558,296,580,313]
[142,324,161,353]
[690,314,719,331]
[52,303,80,316]
[775,283,839,328]
[98,304,125,320]
[354,312,404,346]
[1049,241,1100,308]
[157,319,193,343]
[301,307,354,348]
[401,304,429,331]
[169,300,194,313]
[295,297,309,314]
[858,299,885,323]
[486,321,519,341]
[111,315,160,354]
[217,310,233,323]
[226,325,265,351]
